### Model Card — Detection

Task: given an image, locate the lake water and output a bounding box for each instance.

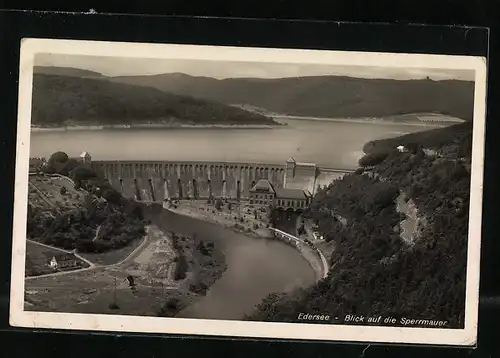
[29,118,436,169]
[31,118,436,319]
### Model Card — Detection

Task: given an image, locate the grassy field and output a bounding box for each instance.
[25,241,89,277]
[79,236,145,266]
[28,174,86,213]
[25,278,196,317]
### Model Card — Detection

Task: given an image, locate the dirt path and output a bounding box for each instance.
[92,225,102,242]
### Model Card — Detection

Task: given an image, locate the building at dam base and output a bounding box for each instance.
[249,178,312,211]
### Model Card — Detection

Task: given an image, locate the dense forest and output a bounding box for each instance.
[34,66,474,121]
[247,122,473,328]
[27,152,146,253]
[109,72,475,121]
[30,73,278,127]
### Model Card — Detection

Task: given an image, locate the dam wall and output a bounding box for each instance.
[91,161,287,202]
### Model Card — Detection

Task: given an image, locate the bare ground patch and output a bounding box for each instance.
[168,200,273,239]
[24,225,226,317]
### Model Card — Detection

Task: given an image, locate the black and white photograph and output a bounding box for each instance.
[10,39,486,346]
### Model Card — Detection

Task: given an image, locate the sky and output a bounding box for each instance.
[35,54,475,81]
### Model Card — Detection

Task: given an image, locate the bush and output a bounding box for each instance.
[173,254,188,281]
[157,297,181,317]
[189,282,209,294]
[108,302,120,310]
[59,158,80,176]
[102,188,123,205]
[70,164,97,182]
[197,240,211,256]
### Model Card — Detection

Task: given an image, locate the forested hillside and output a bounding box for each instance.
[247,122,472,328]
[27,151,146,254]
[110,73,475,121]
[30,73,278,127]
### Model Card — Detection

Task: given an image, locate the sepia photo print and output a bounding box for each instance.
[10,39,487,346]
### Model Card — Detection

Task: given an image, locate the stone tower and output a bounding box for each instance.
[80,151,92,165]
[284,157,296,188]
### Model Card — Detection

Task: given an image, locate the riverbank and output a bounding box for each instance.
[166,200,328,282]
[276,236,327,282]
[155,228,227,317]
[165,200,274,239]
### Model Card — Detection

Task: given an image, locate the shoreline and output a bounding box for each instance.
[29,114,463,132]
[165,200,274,239]
[30,123,282,132]
[163,200,326,281]
[273,115,464,127]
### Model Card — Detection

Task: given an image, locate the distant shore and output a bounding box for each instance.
[30,113,464,132]
[272,114,465,127]
[31,123,282,132]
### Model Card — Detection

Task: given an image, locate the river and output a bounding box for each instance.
[30,118,436,319]
[144,204,315,320]
[29,118,436,169]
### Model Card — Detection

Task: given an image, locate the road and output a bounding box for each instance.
[25,226,151,281]
[269,227,329,279]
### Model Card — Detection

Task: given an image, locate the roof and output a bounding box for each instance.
[275,187,308,200]
[249,179,276,194]
[286,157,296,163]
[80,151,91,158]
[295,162,316,168]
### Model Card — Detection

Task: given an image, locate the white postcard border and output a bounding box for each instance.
[10,38,487,346]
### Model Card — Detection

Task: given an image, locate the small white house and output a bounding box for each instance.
[49,256,58,270]
[396,145,406,153]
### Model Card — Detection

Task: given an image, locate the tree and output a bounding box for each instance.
[102,188,123,205]
[215,199,223,211]
[70,164,97,182]
[174,254,188,280]
[59,158,80,176]
[358,152,389,167]
[406,142,423,155]
[46,151,69,173]
[59,186,67,195]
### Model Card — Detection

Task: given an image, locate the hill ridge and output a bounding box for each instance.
[31,73,278,127]
[109,72,475,121]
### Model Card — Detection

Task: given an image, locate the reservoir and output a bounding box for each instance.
[29,118,437,169]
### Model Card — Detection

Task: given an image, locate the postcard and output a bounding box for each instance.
[10,38,487,346]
